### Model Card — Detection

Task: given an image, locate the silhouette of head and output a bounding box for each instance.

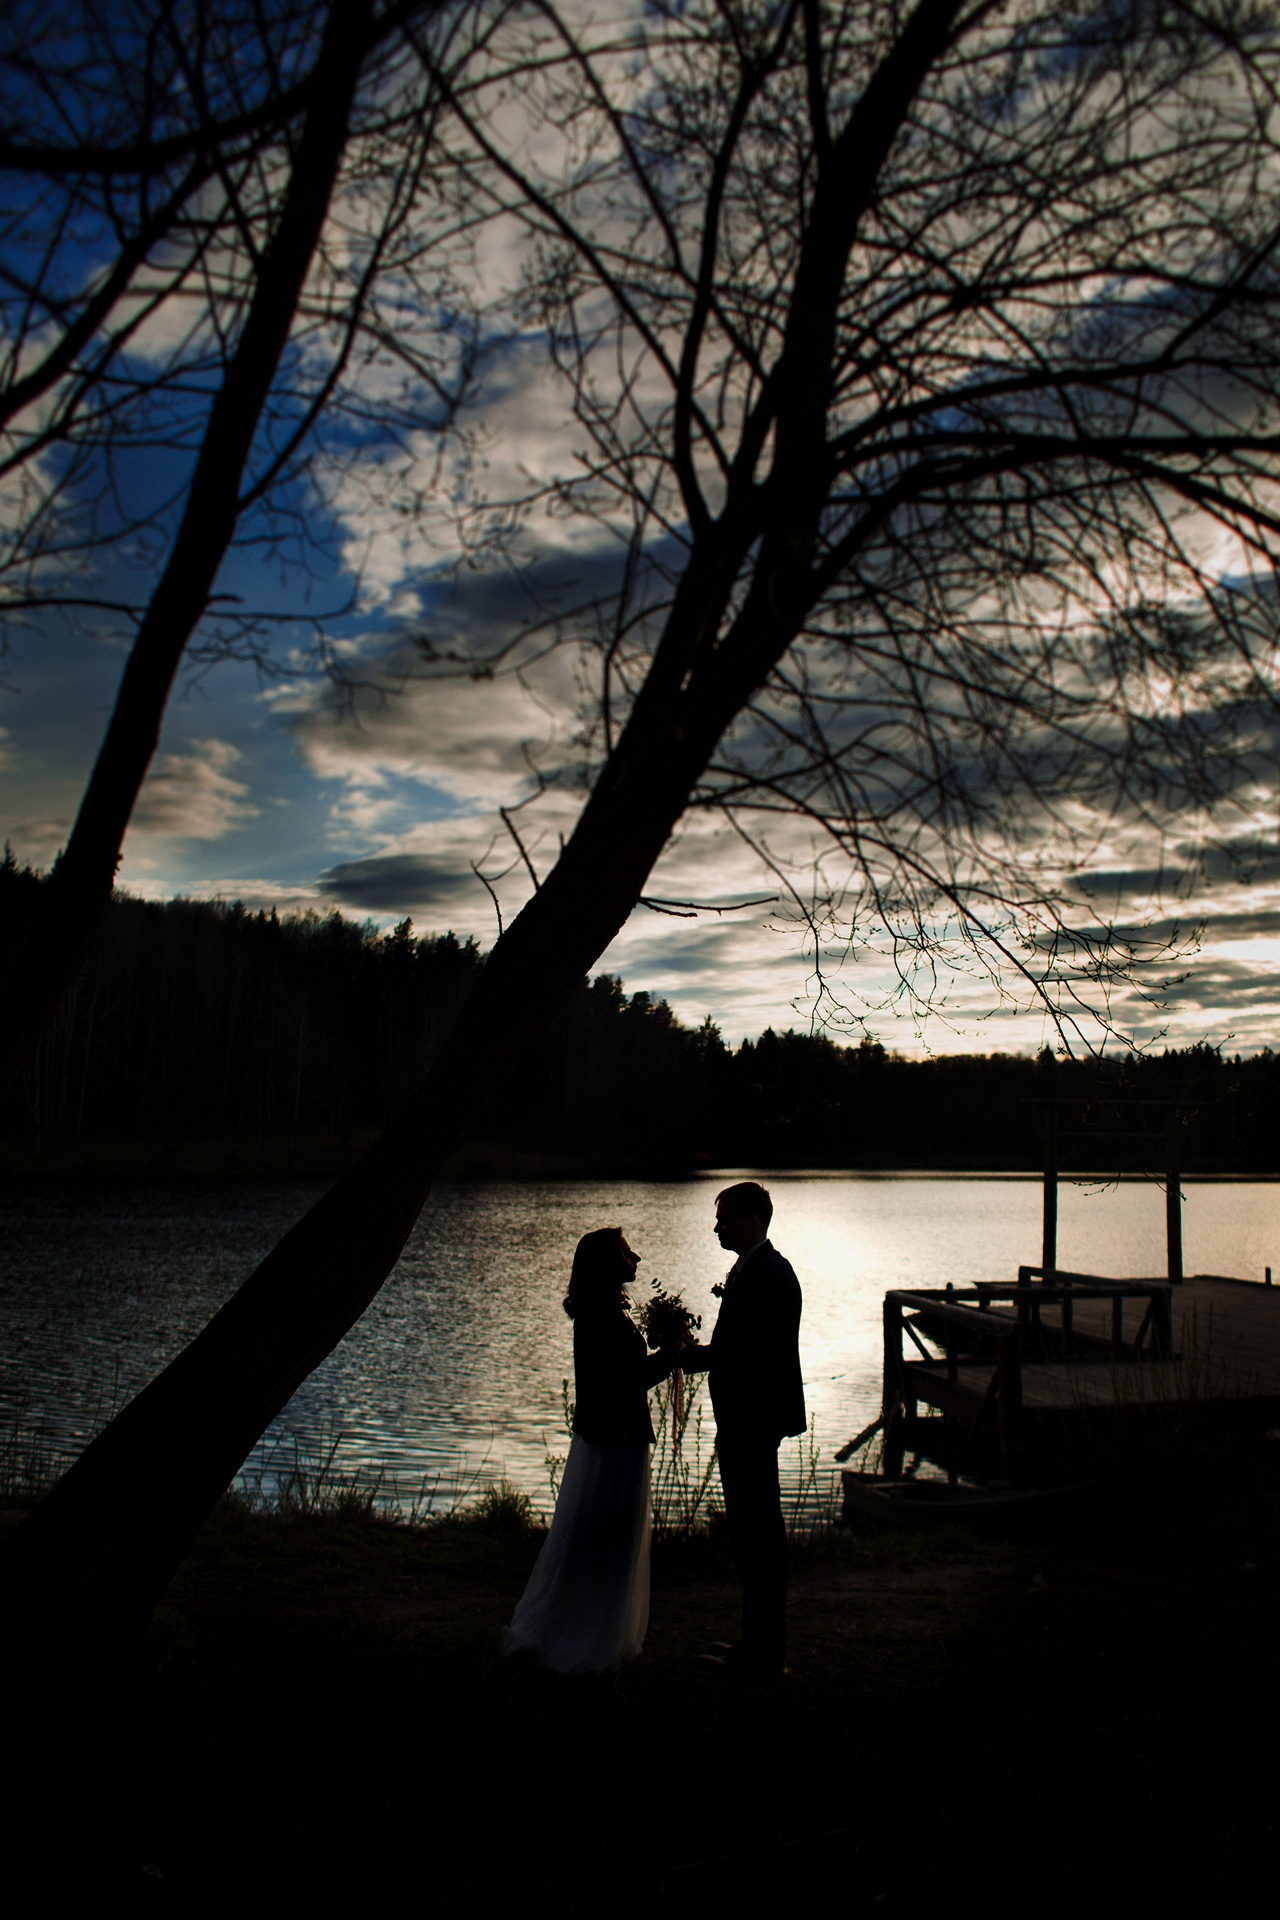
[714,1181,772,1256]
[563,1227,640,1319]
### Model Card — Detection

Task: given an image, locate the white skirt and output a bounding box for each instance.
[503,1436,652,1675]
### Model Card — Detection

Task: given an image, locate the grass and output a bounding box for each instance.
[0,1404,61,1508]
[5,1418,1280,1911]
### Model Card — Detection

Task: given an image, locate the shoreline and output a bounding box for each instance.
[1,1147,1276,1186]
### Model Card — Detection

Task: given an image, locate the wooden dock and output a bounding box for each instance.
[840,1269,1280,1498]
[840,1104,1277,1515]
[1028,1272,1280,1399]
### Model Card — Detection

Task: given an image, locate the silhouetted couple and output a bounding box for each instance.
[504,1181,805,1678]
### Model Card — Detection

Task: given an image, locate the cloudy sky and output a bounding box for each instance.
[3,3,1279,1059]
[3,332,1278,1058]
[4,498,1278,1058]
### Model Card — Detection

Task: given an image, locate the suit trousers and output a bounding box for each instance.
[716,1432,788,1667]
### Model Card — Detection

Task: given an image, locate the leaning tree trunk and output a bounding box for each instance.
[0,0,376,1102]
[0,563,792,1629]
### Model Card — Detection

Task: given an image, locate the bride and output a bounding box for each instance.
[504,1227,679,1674]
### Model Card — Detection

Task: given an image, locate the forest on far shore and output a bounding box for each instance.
[1,854,1275,1177]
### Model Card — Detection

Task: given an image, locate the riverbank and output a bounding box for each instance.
[0,1133,603,1182]
[5,1430,1279,1910]
[0,1136,1077,1179]
[4,1139,1279,1182]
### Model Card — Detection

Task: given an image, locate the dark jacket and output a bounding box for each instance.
[571,1311,670,1445]
[682,1241,806,1443]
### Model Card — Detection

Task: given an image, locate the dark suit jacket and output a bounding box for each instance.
[571,1311,669,1445]
[682,1241,806,1443]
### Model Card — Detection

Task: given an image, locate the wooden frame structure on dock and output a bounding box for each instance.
[1026,1096,1189,1283]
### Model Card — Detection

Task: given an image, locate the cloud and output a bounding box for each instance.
[1073,865,1199,902]
[317,851,485,913]
[274,600,596,820]
[312,800,541,938]
[1092,906,1280,946]
[1163,959,1280,1010]
[319,335,643,621]
[1076,841,1280,903]
[120,873,325,916]
[129,739,259,841]
[1197,909,1280,941]
[289,666,562,808]
[1,814,69,863]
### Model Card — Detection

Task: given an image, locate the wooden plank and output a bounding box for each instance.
[1059,1278,1280,1392]
[893,1297,1023,1341]
[904,1363,994,1419]
[909,1358,1280,1414]
[1018,1268,1168,1290]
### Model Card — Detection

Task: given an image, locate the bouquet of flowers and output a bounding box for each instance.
[635,1284,702,1441]
[635,1282,701,1353]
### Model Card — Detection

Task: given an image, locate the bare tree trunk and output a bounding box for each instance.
[0,0,375,1101]
[0,605,789,1627]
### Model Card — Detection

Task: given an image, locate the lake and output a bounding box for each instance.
[2,1173,1277,1515]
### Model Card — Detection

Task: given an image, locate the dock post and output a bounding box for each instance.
[1042,1105,1058,1276]
[882,1295,906,1477]
[1061,1270,1073,1354]
[996,1329,1021,1478]
[1017,1262,1045,1356]
[1165,1109,1183,1286]
[944,1284,958,1485]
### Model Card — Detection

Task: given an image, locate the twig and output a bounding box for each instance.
[471,861,504,937]
[499,805,541,894]
[637,893,776,918]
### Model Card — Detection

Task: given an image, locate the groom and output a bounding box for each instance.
[680,1181,805,1676]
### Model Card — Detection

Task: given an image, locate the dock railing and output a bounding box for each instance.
[1013,1266,1174,1357]
[876,1275,1175,1479]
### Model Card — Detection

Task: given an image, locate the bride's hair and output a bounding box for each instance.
[563,1227,629,1319]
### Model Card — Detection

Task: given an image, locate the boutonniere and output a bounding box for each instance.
[711,1282,725,1298]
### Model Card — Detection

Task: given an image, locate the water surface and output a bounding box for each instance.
[2,1174,1276,1512]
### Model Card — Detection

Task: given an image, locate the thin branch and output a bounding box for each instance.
[636,892,777,917]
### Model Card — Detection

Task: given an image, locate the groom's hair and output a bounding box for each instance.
[716,1180,773,1228]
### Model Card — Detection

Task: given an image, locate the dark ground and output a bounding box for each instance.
[5,1437,1278,1915]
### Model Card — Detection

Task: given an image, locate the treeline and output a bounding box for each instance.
[1,854,1276,1174]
